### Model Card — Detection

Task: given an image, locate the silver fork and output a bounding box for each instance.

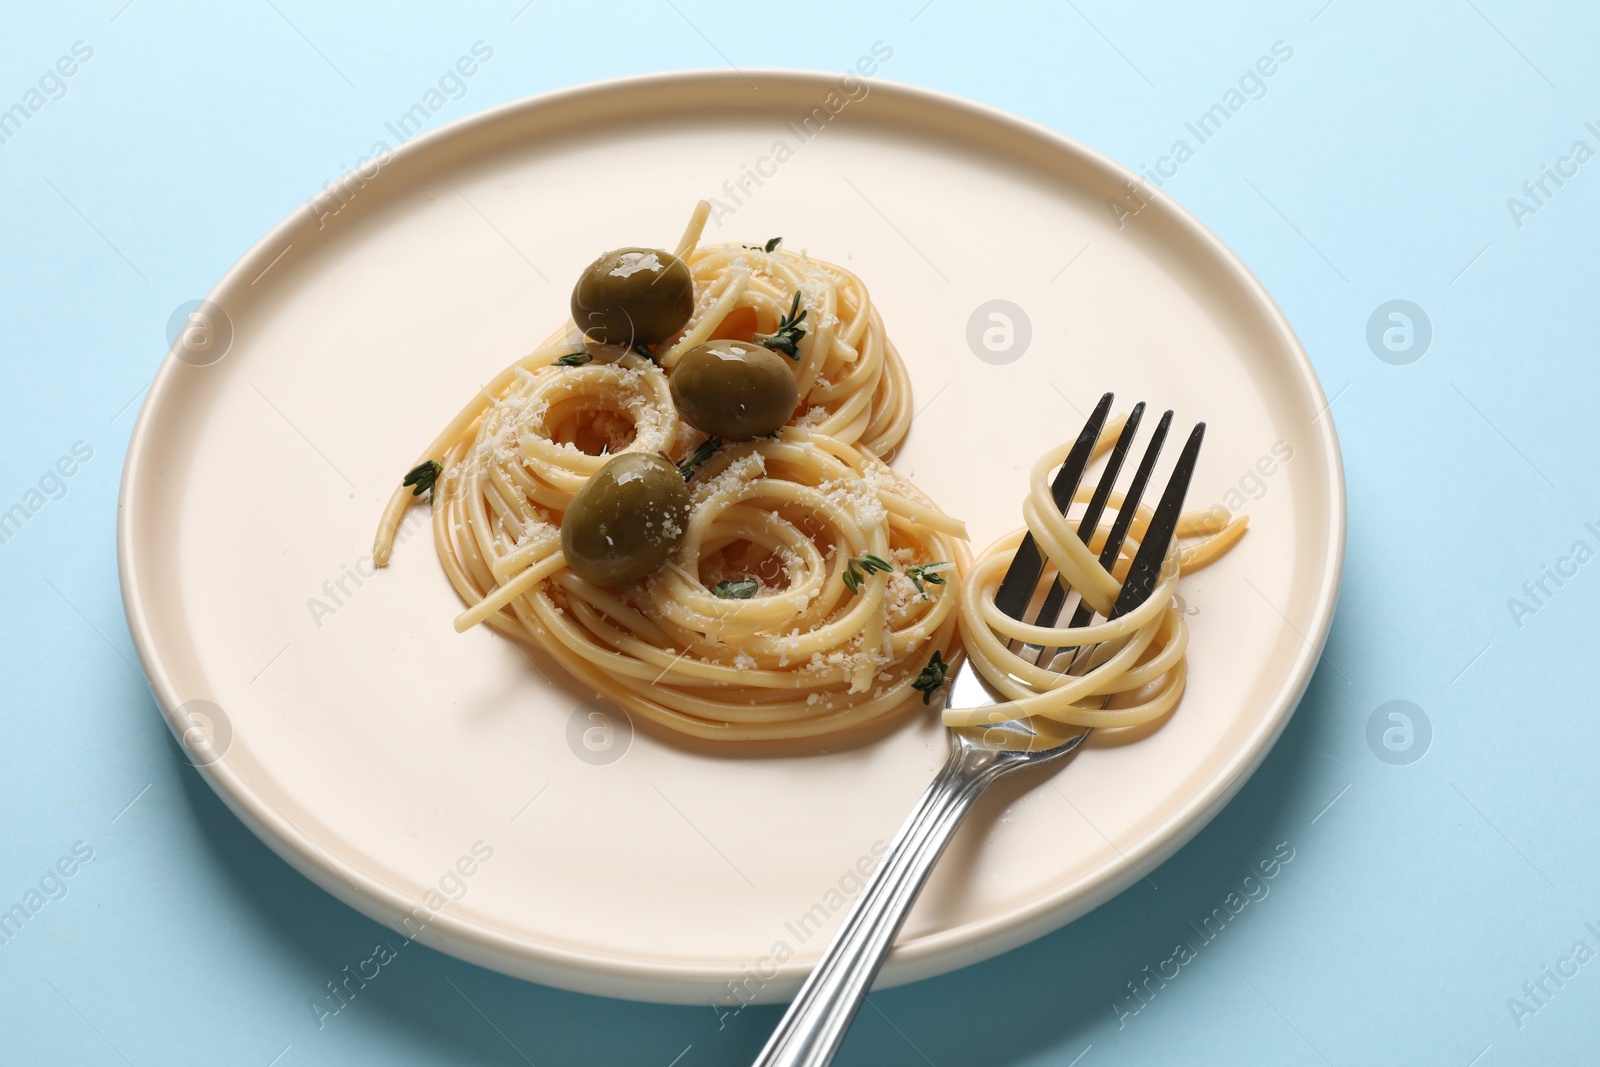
[751,392,1206,1067]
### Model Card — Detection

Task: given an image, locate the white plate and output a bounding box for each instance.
[118,70,1344,1004]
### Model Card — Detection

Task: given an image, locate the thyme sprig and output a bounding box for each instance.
[402,459,443,498]
[712,578,759,599]
[755,289,807,359]
[907,562,951,599]
[675,437,724,481]
[744,237,782,252]
[842,553,893,595]
[911,650,950,705]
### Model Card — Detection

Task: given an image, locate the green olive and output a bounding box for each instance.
[669,340,800,441]
[571,247,694,346]
[561,453,691,586]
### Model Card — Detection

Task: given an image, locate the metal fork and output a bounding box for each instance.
[751,392,1206,1067]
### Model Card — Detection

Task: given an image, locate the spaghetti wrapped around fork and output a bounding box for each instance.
[944,416,1246,731]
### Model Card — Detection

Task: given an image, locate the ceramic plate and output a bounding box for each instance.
[118,70,1344,1004]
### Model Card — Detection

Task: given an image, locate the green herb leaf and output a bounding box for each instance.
[712,578,759,599]
[907,562,950,599]
[912,650,950,705]
[675,437,724,482]
[555,350,591,366]
[402,459,442,498]
[743,237,782,253]
[755,289,807,359]
[843,553,894,594]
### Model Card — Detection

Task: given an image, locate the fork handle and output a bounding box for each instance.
[751,742,1009,1067]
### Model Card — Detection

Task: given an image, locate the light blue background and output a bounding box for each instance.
[4,1,1596,1064]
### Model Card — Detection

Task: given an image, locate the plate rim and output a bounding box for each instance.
[117,67,1347,1003]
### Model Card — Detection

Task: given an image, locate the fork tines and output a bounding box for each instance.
[1000,391,1205,668]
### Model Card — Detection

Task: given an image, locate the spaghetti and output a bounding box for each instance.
[946,416,1247,731]
[373,205,965,741]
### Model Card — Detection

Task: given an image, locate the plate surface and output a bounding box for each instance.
[118,70,1344,1004]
